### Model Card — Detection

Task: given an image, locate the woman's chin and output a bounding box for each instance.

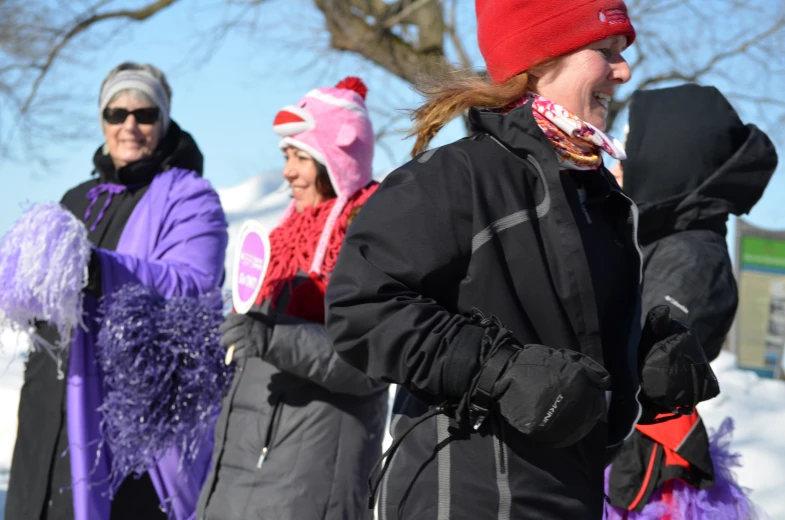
[114,151,150,167]
[589,117,606,131]
[589,107,608,130]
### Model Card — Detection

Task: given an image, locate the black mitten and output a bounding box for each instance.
[84,248,102,299]
[638,305,720,421]
[463,311,610,448]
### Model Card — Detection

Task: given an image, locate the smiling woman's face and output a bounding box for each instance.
[102,91,164,169]
[530,36,632,130]
[282,146,326,212]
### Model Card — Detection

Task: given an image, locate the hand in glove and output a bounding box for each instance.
[637,305,719,423]
[84,248,102,299]
[464,312,611,448]
[220,312,275,364]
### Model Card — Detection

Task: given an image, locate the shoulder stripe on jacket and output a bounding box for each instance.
[472,151,551,253]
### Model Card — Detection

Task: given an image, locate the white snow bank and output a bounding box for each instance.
[699,351,785,519]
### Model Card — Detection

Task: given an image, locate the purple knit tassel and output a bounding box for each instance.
[0,202,91,376]
[95,284,233,489]
[604,418,758,520]
[84,184,127,232]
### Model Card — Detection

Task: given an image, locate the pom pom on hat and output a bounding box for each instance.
[335,76,368,100]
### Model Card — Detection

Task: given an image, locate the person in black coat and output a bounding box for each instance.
[606,83,777,515]
[324,2,719,519]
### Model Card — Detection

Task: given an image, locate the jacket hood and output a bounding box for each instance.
[622,84,777,244]
[93,120,204,185]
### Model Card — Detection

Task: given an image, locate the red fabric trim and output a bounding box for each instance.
[662,445,690,470]
[628,444,659,511]
[274,110,306,126]
[636,412,700,452]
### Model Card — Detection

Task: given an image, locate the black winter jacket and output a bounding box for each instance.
[326,102,645,520]
[626,84,776,360]
[608,84,777,510]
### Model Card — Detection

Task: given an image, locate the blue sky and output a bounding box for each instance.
[0,0,471,232]
[1,0,783,245]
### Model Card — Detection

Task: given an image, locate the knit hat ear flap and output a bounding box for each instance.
[309,197,348,275]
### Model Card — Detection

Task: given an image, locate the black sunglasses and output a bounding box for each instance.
[102,107,161,125]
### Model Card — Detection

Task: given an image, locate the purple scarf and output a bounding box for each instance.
[66,167,228,519]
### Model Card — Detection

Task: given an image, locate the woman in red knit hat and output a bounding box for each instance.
[326,2,719,519]
[197,77,388,520]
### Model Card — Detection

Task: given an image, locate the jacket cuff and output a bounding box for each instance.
[442,323,484,398]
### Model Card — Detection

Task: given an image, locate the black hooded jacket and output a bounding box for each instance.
[5,121,204,520]
[624,83,777,359]
[607,84,777,511]
[326,101,644,520]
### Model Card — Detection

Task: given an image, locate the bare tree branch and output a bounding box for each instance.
[383,0,436,29]
[3,0,785,173]
[445,0,471,70]
[20,0,182,114]
[313,0,453,85]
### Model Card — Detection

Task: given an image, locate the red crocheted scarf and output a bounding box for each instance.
[255,182,378,312]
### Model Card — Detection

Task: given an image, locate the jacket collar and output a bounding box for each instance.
[469,101,623,201]
[468,101,552,161]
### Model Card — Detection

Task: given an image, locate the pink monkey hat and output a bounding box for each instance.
[272,77,374,274]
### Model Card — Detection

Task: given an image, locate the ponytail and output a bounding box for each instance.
[408,72,533,157]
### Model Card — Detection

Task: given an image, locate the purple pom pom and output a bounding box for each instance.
[96,284,232,487]
[0,203,91,375]
[604,418,757,520]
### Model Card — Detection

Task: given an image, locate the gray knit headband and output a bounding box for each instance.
[99,70,171,132]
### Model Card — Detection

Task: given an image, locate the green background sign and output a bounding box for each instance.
[741,236,785,271]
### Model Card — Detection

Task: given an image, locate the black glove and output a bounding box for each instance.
[84,248,102,299]
[463,312,611,448]
[637,305,719,422]
[220,312,275,363]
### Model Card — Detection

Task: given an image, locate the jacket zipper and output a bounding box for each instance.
[615,190,646,439]
[577,186,593,224]
[258,395,283,469]
[581,204,593,224]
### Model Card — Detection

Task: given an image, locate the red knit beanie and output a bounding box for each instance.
[476,0,636,84]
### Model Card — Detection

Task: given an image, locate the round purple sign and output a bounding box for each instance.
[232,221,271,314]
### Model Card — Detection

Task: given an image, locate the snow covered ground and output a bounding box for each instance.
[1,173,784,518]
[0,331,27,516]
